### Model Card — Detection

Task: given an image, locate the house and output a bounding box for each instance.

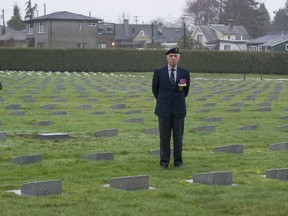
[0,25,27,47]
[191,22,252,51]
[23,11,115,49]
[248,31,288,52]
[115,19,186,48]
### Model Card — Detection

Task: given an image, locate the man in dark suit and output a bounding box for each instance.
[152,47,190,169]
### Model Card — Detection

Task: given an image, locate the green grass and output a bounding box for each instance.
[0,71,288,216]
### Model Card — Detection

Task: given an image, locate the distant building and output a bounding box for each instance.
[191,22,252,51]
[23,11,115,49]
[0,25,27,47]
[248,31,288,52]
[115,19,186,48]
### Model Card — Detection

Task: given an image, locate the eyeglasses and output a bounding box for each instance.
[168,54,179,58]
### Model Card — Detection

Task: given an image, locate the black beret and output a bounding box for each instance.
[165,47,179,55]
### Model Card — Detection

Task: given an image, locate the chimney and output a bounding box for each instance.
[124,19,129,38]
[158,22,163,34]
[228,19,234,30]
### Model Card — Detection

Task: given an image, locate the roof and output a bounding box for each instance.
[248,31,288,47]
[24,11,102,22]
[0,26,26,41]
[115,23,185,43]
[198,24,252,42]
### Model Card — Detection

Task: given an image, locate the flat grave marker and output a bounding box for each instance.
[124,118,144,123]
[111,104,126,109]
[0,131,7,140]
[239,125,259,131]
[192,125,215,133]
[226,108,241,113]
[192,171,233,185]
[90,111,105,115]
[9,111,26,116]
[213,144,244,154]
[33,121,52,126]
[256,107,271,112]
[270,142,288,151]
[41,104,58,109]
[203,117,223,122]
[279,116,288,120]
[11,155,42,165]
[108,175,150,191]
[21,180,62,196]
[5,104,21,110]
[145,128,159,135]
[37,133,69,140]
[124,110,141,115]
[51,111,67,115]
[278,125,288,130]
[83,152,114,161]
[94,129,118,137]
[77,104,93,110]
[266,168,288,181]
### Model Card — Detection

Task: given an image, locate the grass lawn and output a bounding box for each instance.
[0,71,288,216]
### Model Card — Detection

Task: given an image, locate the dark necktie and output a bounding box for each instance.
[170,69,175,84]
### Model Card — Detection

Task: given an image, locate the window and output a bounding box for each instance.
[228,35,231,40]
[76,43,87,48]
[224,45,231,50]
[37,22,45,33]
[98,43,107,49]
[27,24,34,35]
[139,30,144,36]
[98,23,115,35]
[36,42,45,47]
[197,35,203,42]
[249,46,257,51]
[87,23,97,27]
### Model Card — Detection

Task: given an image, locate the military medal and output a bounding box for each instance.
[178,79,186,91]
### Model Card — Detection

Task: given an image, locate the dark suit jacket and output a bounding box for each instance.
[152,65,190,119]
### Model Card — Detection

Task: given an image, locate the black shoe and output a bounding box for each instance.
[175,164,183,168]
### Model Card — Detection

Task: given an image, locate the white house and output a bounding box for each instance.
[191,22,252,51]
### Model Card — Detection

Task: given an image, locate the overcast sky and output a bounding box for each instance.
[0,0,287,24]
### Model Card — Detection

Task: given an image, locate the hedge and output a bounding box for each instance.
[0,48,287,74]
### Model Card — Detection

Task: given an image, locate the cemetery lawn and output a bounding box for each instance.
[0,71,288,216]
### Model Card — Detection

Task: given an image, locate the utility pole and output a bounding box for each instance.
[182,17,186,49]
[151,23,154,46]
[1,9,5,34]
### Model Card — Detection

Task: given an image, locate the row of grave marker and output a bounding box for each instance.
[9,169,288,196]
[5,137,288,196]
[1,129,288,148]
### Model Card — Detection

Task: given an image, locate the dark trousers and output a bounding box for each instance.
[158,114,184,167]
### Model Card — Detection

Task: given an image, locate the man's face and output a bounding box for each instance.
[167,53,180,68]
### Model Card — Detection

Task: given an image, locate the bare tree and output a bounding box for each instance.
[185,0,221,25]
[117,11,130,24]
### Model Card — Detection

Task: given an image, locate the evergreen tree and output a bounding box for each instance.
[270,0,288,31]
[255,3,271,36]
[7,3,25,30]
[25,0,38,20]
[222,0,261,38]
